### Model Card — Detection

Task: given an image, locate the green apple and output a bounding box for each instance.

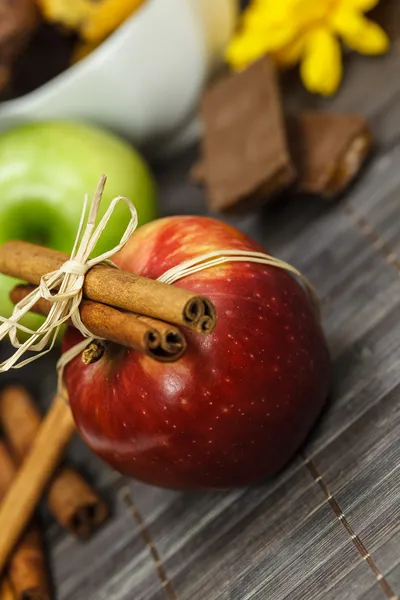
[0,121,158,333]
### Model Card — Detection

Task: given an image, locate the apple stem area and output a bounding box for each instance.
[81,341,106,365]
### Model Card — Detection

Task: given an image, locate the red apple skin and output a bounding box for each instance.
[63,216,330,490]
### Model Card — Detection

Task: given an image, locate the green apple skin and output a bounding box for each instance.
[0,121,158,331]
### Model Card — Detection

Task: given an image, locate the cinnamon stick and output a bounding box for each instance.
[137,315,187,359]
[0,580,15,600]
[0,385,108,540]
[0,241,217,334]
[8,529,49,600]
[0,394,75,573]
[10,285,187,362]
[0,442,49,600]
[46,467,107,540]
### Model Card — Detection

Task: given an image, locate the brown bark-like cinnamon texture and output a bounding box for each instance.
[0,579,15,600]
[0,394,75,573]
[0,442,49,600]
[137,314,188,360]
[10,284,187,362]
[0,241,216,334]
[0,386,109,540]
[8,529,49,600]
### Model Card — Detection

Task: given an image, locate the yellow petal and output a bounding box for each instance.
[71,40,100,64]
[226,20,297,71]
[243,1,292,27]
[248,0,327,30]
[36,0,91,30]
[242,6,297,41]
[226,33,271,71]
[273,35,306,68]
[82,0,146,42]
[332,8,389,54]
[37,0,145,42]
[300,28,342,96]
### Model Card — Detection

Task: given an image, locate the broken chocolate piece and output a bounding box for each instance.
[0,0,39,93]
[8,23,77,100]
[0,64,10,92]
[288,112,372,199]
[200,57,296,213]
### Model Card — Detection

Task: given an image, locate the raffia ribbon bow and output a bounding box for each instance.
[0,175,320,387]
[0,176,138,371]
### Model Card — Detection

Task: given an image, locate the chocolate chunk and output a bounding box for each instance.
[0,0,39,93]
[8,23,77,100]
[0,64,10,91]
[199,57,296,213]
[288,112,372,199]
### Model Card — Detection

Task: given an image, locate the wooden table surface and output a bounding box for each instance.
[1,25,400,600]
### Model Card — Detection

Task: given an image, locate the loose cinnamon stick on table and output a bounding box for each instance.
[0,394,75,573]
[0,241,217,334]
[10,285,187,362]
[0,442,49,600]
[8,529,49,600]
[0,385,108,540]
[0,579,15,600]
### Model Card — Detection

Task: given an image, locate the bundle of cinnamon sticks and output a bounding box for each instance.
[0,385,109,600]
[0,235,218,591]
[1,239,217,363]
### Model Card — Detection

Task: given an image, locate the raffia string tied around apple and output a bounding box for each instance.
[0,175,320,401]
[0,175,139,372]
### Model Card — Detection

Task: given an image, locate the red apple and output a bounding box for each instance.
[64,216,330,490]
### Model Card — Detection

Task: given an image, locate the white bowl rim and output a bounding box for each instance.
[0,0,156,111]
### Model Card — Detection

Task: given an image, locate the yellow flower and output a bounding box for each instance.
[226,0,389,95]
[37,0,145,43]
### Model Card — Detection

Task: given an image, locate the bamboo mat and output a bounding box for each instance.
[0,39,399,600]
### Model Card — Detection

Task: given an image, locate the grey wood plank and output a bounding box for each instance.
[264,202,398,317]
[308,384,400,499]
[321,563,389,600]
[363,561,400,600]
[244,536,374,600]
[305,384,400,580]
[141,464,374,600]
[347,145,400,262]
[306,296,400,455]
[50,489,166,600]
[370,532,400,589]
[127,481,181,527]
[131,457,301,559]
[346,144,400,219]
[388,563,400,596]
